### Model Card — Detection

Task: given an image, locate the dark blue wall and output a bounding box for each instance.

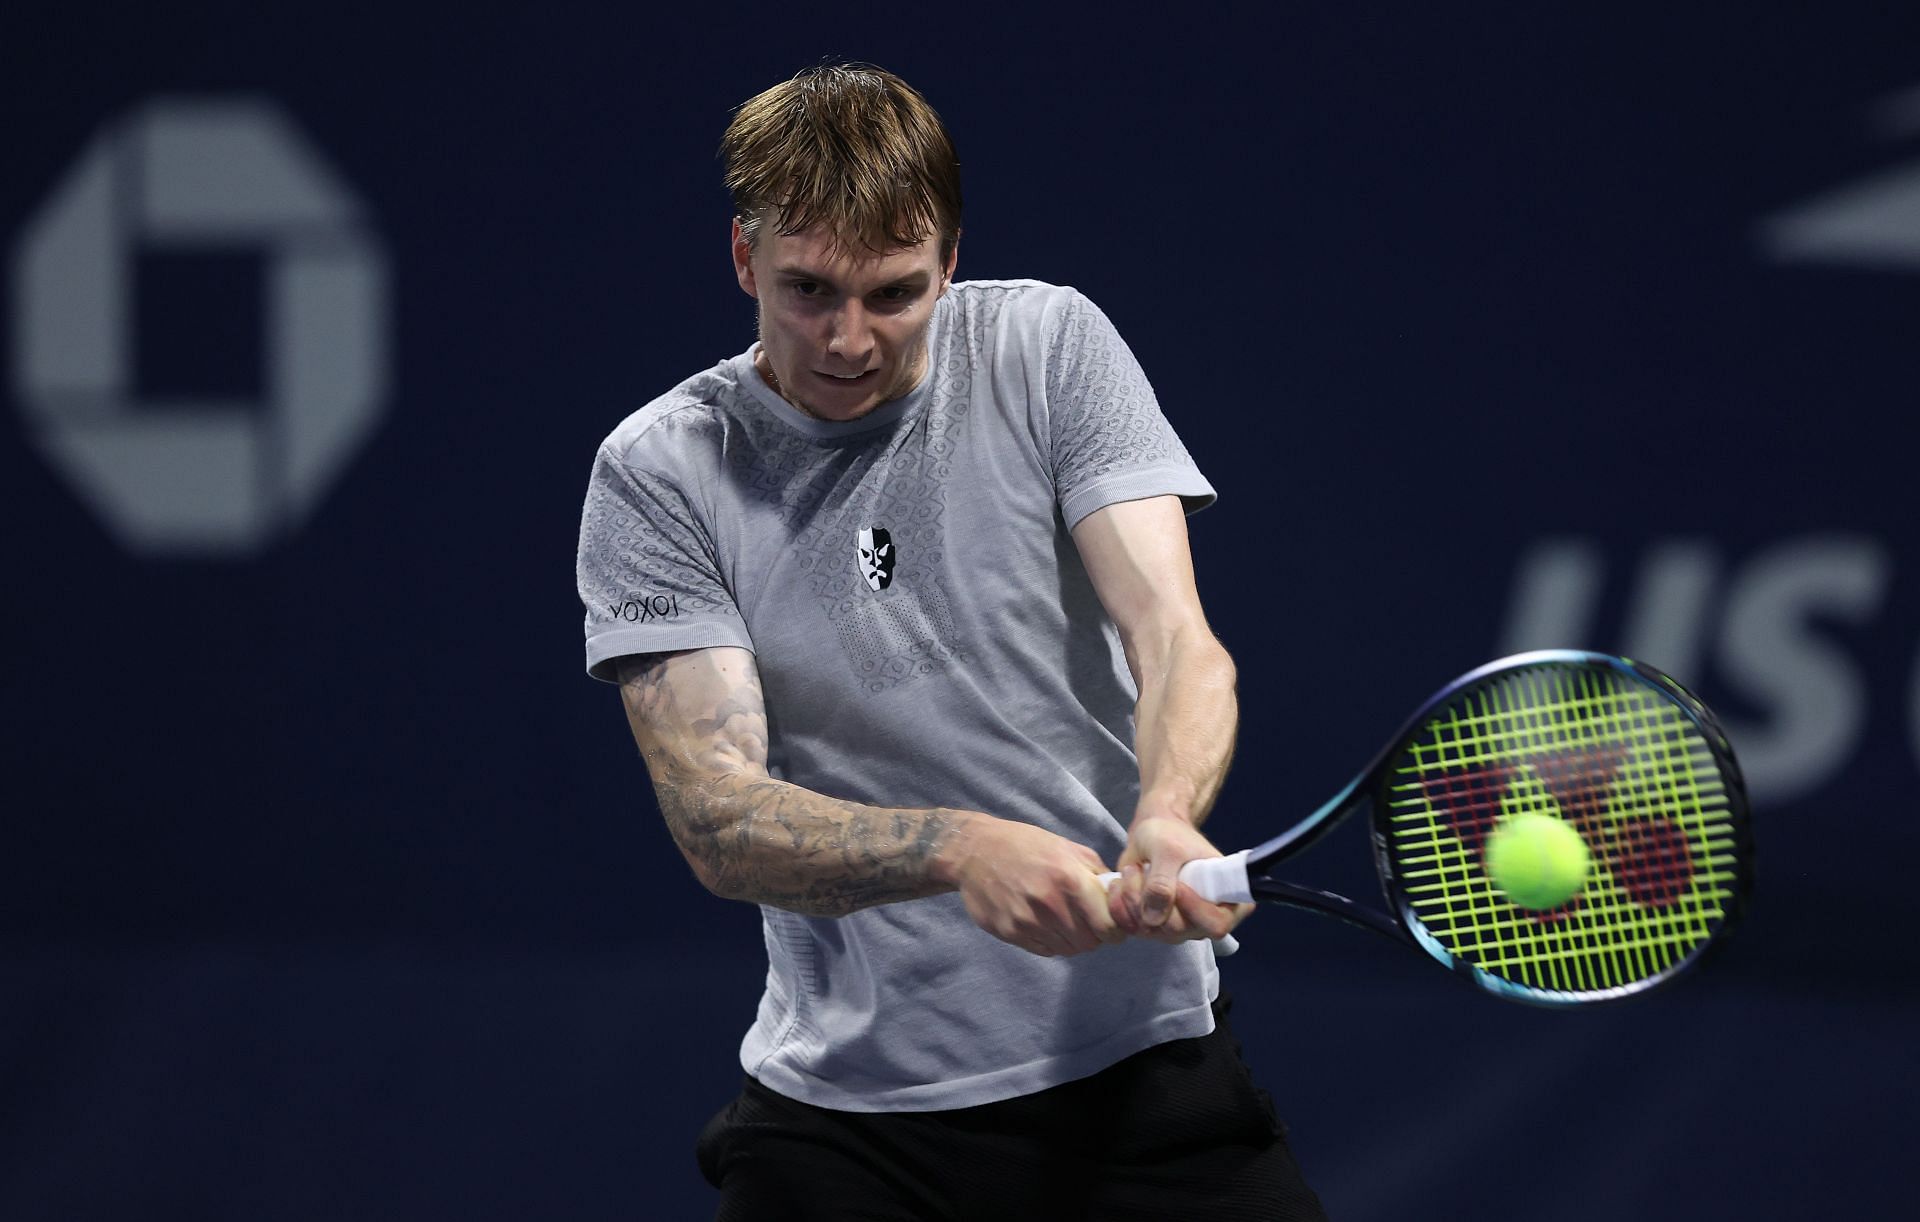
[4,6,1915,1218]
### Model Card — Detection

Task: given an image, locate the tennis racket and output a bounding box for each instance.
[1108,650,1752,1007]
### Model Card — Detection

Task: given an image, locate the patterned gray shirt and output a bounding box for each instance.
[577,280,1221,1111]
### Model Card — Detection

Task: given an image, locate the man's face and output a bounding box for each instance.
[732,219,956,422]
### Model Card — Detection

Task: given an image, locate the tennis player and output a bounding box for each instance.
[576,63,1327,1220]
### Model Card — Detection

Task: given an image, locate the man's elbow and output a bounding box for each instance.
[648,776,749,900]
[1184,626,1236,689]
[679,848,733,899]
[1213,646,1237,700]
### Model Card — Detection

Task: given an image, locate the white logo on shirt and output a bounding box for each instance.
[856,526,895,592]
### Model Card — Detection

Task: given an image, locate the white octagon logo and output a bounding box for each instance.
[11,97,390,556]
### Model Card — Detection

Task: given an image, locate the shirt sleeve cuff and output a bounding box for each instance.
[585,622,757,682]
[1059,465,1218,531]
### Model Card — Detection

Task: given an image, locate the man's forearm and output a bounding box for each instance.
[653,766,972,916]
[1130,626,1238,827]
[619,648,977,917]
[619,646,1133,942]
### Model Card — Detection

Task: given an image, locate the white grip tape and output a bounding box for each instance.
[1179,851,1255,903]
[1095,849,1251,957]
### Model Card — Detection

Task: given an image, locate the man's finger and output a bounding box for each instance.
[1076,875,1126,946]
[1142,857,1182,927]
[1105,872,1132,929]
[1172,887,1249,940]
[1109,862,1144,930]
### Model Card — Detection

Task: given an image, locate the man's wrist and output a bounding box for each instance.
[924,808,989,888]
[1132,792,1203,829]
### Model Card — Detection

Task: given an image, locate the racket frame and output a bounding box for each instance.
[1233,649,1752,1007]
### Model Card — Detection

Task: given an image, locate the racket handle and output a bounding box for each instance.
[1096,850,1252,957]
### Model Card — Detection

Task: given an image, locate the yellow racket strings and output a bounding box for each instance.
[1384,664,1740,997]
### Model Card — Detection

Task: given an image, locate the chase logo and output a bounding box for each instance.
[9,97,391,556]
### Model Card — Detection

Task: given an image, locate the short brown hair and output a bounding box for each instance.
[721,63,962,261]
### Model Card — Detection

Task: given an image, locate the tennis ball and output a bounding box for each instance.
[1484,812,1590,910]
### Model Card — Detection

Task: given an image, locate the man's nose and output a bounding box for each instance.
[826,301,875,362]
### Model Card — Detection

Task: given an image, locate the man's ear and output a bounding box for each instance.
[731,217,758,298]
[939,232,960,292]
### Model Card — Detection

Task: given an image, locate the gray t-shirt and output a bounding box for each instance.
[577,279,1221,1111]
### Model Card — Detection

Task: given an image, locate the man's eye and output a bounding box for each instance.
[877,286,912,302]
[792,281,824,298]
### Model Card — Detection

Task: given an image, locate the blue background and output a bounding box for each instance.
[4,5,1916,1218]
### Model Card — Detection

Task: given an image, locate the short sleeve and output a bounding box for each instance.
[1043,289,1216,528]
[575,444,752,681]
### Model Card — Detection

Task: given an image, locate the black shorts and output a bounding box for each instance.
[695,994,1328,1221]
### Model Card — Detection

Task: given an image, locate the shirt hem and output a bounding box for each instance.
[745,994,1221,1114]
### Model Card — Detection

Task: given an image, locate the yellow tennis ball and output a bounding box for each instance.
[1484,812,1590,910]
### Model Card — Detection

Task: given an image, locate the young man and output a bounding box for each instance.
[577,63,1327,1220]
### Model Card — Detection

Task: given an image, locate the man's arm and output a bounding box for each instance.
[1070,495,1250,942]
[617,647,1123,955]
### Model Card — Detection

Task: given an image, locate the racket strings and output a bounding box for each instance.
[1382,663,1741,1001]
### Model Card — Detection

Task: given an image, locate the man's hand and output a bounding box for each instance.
[937,816,1126,957]
[1107,813,1252,944]
[1071,497,1245,946]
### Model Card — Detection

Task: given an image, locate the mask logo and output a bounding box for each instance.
[856,527,895,592]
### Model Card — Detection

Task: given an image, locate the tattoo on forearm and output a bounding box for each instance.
[618,654,961,916]
[655,774,961,915]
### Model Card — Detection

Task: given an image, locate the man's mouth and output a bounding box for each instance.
[817,369,877,384]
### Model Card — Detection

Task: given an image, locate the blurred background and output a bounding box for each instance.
[4,4,1916,1218]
